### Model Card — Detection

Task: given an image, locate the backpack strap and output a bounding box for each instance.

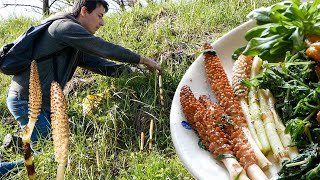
[34,50,63,63]
[34,49,63,80]
[52,53,59,81]
[35,49,65,81]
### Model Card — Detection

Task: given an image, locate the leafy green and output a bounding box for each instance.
[278,143,320,180]
[246,51,318,146]
[233,0,320,61]
[285,118,311,146]
[304,163,320,180]
[234,0,320,178]
[243,50,320,178]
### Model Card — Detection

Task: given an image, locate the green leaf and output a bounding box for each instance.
[235,170,243,180]
[285,118,307,143]
[235,0,320,62]
[247,6,273,24]
[270,41,292,55]
[232,46,246,60]
[307,0,320,17]
[198,139,206,150]
[289,27,306,51]
[216,154,236,161]
[278,143,319,179]
[269,4,292,22]
[245,26,268,41]
[243,35,280,56]
[244,23,282,40]
[291,0,302,6]
[285,2,304,21]
[304,164,320,180]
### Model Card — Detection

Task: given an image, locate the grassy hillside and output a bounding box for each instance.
[0,0,281,179]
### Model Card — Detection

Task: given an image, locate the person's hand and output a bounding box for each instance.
[139,56,161,74]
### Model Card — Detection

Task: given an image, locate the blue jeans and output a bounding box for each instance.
[6,95,52,143]
[0,93,52,175]
[0,160,24,175]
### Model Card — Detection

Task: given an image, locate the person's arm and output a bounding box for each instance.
[50,19,140,63]
[51,19,161,73]
[78,53,132,77]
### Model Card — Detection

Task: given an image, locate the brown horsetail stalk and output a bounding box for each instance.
[149,119,154,150]
[51,81,69,180]
[23,60,42,180]
[202,43,270,177]
[180,86,250,180]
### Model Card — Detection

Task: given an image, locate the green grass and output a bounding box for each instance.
[0,0,282,179]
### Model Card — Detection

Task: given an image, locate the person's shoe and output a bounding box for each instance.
[1,134,22,153]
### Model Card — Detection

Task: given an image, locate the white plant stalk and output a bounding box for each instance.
[248,56,271,154]
[246,164,269,180]
[242,127,272,170]
[149,119,154,150]
[266,90,299,159]
[258,89,289,163]
[232,55,262,150]
[221,158,250,180]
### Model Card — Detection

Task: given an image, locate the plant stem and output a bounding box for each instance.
[221,158,249,180]
[57,164,65,180]
[259,89,289,163]
[249,56,271,154]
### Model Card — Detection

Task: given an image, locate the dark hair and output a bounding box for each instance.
[71,0,109,18]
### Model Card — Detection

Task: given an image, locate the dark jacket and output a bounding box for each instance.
[8,13,140,111]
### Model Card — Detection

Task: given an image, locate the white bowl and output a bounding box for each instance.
[170,19,263,179]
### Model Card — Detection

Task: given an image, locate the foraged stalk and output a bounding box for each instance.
[159,74,164,106]
[149,119,154,150]
[232,55,262,150]
[198,101,250,180]
[240,126,271,170]
[266,90,299,159]
[51,81,70,180]
[159,56,164,106]
[140,132,145,151]
[248,56,271,154]
[180,86,249,180]
[258,89,289,163]
[23,60,42,180]
[198,95,268,180]
[181,86,268,179]
[203,43,271,170]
